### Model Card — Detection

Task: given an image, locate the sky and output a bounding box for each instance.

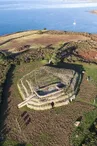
[0,0,97,10]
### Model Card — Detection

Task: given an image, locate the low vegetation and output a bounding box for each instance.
[0,52,10,103]
[71,63,97,146]
[71,109,97,146]
[0,139,32,146]
[0,30,97,146]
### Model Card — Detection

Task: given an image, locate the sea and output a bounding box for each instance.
[0,1,97,35]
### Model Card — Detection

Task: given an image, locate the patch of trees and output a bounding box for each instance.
[9,47,54,64]
[0,141,32,146]
[50,42,77,64]
[51,40,97,65]
[82,118,97,146]
[71,109,97,146]
[0,52,10,103]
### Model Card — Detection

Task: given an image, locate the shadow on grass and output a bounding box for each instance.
[46,62,84,73]
[0,64,15,145]
[0,64,32,146]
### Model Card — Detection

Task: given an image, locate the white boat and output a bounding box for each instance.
[73,21,76,25]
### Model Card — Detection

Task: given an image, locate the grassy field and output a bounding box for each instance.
[75,63,97,104]
[71,109,97,146]
[0,31,97,145]
[0,139,32,146]
[83,63,97,85]
[0,60,96,146]
[0,61,46,145]
[71,63,97,146]
[71,62,97,85]
[1,30,97,146]
[0,30,90,54]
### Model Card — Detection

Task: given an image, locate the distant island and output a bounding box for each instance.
[90,10,97,14]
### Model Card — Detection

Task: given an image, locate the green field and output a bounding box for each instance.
[71,63,97,146]
[83,63,97,85]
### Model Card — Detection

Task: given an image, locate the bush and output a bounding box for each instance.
[38,30,43,34]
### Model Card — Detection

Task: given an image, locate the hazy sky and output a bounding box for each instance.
[0,0,97,10]
[0,0,97,1]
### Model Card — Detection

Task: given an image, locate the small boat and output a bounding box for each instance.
[73,21,76,25]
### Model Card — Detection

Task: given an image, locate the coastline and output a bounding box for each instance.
[0,29,92,38]
[90,10,97,15]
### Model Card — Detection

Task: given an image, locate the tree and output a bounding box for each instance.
[51,53,61,65]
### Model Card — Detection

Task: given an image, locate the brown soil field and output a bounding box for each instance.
[78,49,97,61]
[0,30,90,53]
[91,34,97,42]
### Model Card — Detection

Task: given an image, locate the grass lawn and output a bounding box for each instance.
[0,139,32,146]
[71,62,97,146]
[0,140,18,146]
[73,62,97,85]
[83,63,97,85]
[71,109,97,146]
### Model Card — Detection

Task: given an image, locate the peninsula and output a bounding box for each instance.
[0,30,97,146]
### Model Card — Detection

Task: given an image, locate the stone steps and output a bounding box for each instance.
[26,93,71,110]
[28,94,67,106]
[18,91,75,110]
[27,98,70,110]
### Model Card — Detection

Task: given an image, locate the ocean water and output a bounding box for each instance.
[0,2,97,35]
